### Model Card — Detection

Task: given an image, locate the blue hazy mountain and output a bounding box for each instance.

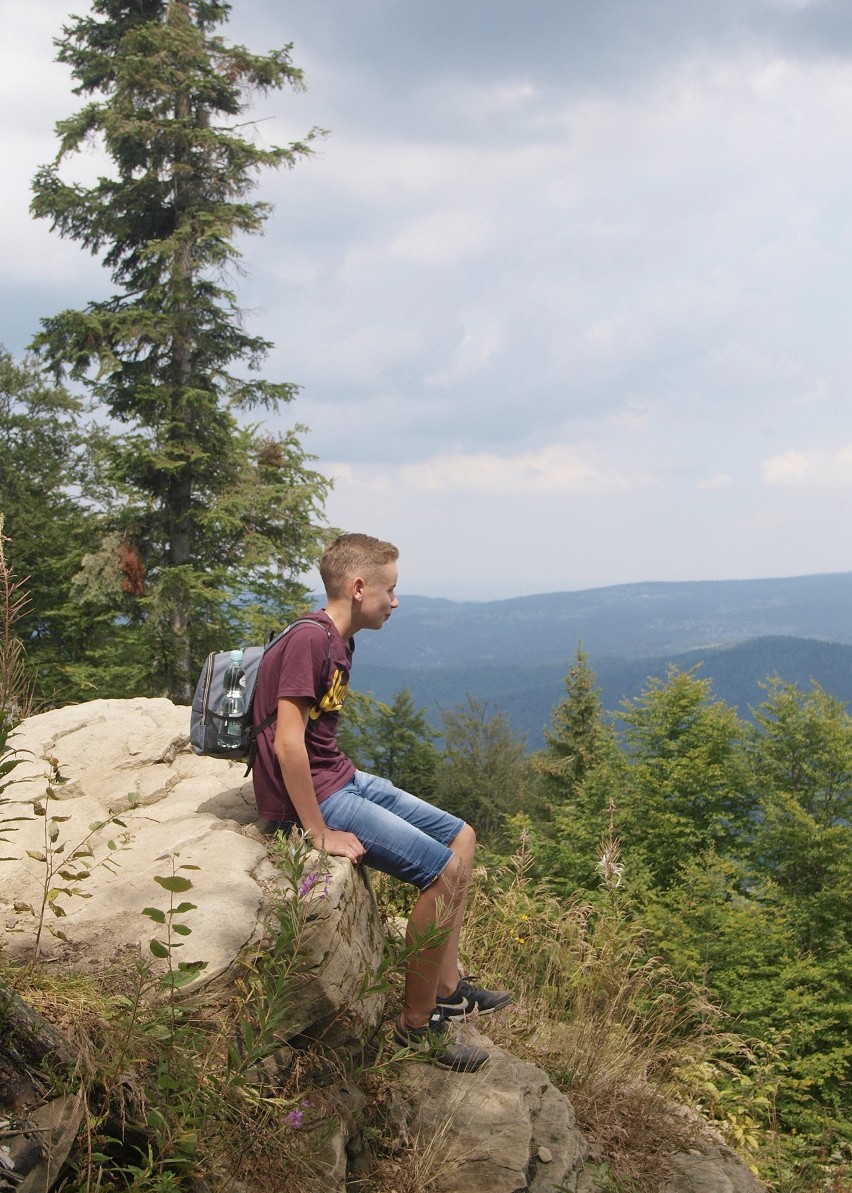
[350,572,852,748]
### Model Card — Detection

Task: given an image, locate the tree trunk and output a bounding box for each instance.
[1,981,81,1193]
[0,980,75,1074]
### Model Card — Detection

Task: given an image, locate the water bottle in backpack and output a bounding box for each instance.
[217,649,246,749]
[190,618,332,765]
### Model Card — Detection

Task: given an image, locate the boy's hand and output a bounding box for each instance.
[310,827,366,866]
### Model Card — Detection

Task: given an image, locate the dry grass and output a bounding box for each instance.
[453,836,726,1189]
[355,1063,510,1193]
[0,851,337,1193]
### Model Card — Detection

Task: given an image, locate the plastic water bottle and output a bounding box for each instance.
[217,649,246,749]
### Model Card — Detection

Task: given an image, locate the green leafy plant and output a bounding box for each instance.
[142,854,209,1014]
[18,782,134,966]
[225,830,326,1085]
[573,1160,642,1192]
[0,726,32,863]
[0,515,36,861]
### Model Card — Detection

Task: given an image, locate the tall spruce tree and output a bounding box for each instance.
[618,666,750,891]
[747,678,852,955]
[31,0,330,701]
[436,696,530,846]
[533,645,615,803]
[524,647,623,893]
[0,351,92,647]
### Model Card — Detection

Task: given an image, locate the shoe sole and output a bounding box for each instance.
[393,1033,489,1073]
[393,1018,490,1072]
[437,996,513,1019]
[434,1052,489,1073]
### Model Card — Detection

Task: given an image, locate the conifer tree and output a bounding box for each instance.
[746,678,852,956]
[31,1,330,701]
[436,696,530,846]
[533,645,616,802]
[617,666,749,891]
[524,647,623,893]
[0,349,105,700]
[338,689,440,800]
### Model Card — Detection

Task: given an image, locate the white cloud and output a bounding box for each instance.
[399,442,651,496]
[761,446,852,488]
[698,472,734,490]
[606,404,652,433]
[386,207,494,266]
[424,325,502,385]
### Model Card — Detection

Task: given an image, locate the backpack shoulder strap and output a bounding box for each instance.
[244,616,334,774]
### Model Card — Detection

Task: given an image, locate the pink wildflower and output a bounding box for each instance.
[285,1109,304,1129]
[298,873,317,897]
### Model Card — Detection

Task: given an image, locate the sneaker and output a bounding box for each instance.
[435,977,513,1019]
[392,1011,490,1073]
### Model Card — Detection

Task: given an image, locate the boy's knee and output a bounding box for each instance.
[454,822,476,853]
[437,851,470,899]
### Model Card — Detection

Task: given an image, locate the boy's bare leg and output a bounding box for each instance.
[401,824,475,1029]
[435,826,476,997]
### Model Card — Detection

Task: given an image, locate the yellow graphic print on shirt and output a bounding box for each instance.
[309,666,349,720]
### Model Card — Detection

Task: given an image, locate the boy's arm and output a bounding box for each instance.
[274,697,365,865]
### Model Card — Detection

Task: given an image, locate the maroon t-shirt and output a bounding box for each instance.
[251,611,356,822]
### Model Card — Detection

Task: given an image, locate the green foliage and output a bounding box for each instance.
[506,652,851,1186]
[579,1161,643,1193]
[143,856,209,998]
[534,645,615,803]
[460,834,724,1189]
[746,678,852,952]
[3,831,330,1191]
[17,785,134,967]
[434,695,531,845]
[642,851,792,1018]
[0,351,103,705]
[226,829,334,1088]
[616,666,751,891]
[31,1,331,702]
[522,646,626,893]
[339,687,440,799]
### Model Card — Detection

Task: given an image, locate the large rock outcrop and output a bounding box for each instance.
[387,1038,586,1192]
[1,698,767,1193]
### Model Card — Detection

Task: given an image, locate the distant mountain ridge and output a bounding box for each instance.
[350,572,852,748]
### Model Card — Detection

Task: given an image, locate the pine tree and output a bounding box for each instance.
[338,689,440,800]
[0,349,106,701]
[746,678,852,956]
[523,647,623,894]
[533,646,615,800]
[436,696,530,846]
[617,666,750,891]
[31,1,330,700]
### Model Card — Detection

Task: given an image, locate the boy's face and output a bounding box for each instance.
[355,562,399,630]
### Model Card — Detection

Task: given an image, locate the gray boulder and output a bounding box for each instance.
[387,1035,586,1192]
[662,1145,767,1193]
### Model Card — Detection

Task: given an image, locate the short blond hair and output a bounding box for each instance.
[319,533,399,599]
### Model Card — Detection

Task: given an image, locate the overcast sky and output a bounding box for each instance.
[2,0,852,599]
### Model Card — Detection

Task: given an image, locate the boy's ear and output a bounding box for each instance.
[351,575,365,602]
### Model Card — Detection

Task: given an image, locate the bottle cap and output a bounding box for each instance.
[230,649,243,663]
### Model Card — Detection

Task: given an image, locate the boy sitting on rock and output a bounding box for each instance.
[252,533,511,1071]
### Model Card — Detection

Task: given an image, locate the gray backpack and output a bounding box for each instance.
[189,618,331,768]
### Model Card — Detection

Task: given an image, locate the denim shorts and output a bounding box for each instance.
[318,770,465,890]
